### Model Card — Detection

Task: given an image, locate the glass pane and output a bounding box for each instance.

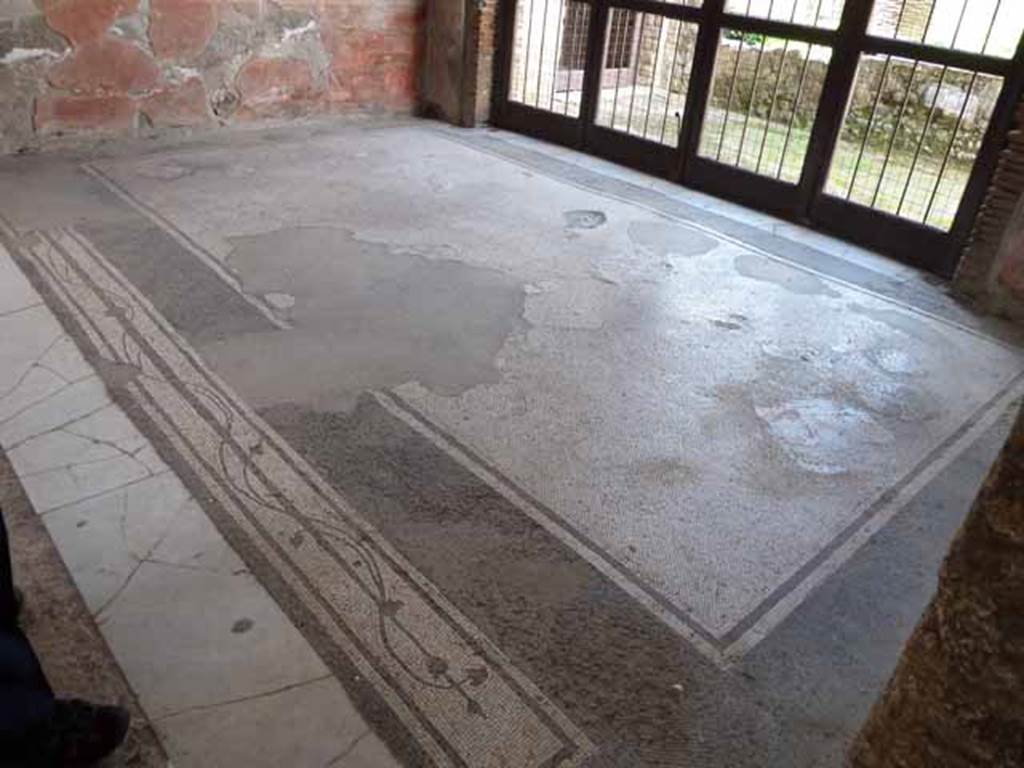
[508,0,592,117]
[724,0,846,29]
[699,32,832,183]
[825,55,1003,231]
[868,0,1024,59]
[594,11,700,147]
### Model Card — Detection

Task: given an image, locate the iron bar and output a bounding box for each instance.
[847,55,892,200]
[870,59,920,208]
[626,13,648,135]
[549,0,567,111]
[777,42,814,177]
[920,0,938,47]
[892,0,910,40]
[660,20,687,144]
[862,37,1010,76]
[536,0,551,107]
[980,0,1002,56]
[923,70,979,225]
[609,8,631,129]
[566,3,588,116]
[719,14,838,46]
[737,33,770,169]
[755,38,789,176]
[897,64,949,216]
[949,0,969,52]
[715,34,746,161]
[642,15,668,138]
[520,0,536,103]
[811,0,825,28]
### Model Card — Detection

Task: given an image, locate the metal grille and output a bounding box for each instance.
[496,0,1024,276]
[724,0,847,30]
[509,0,592,117]
[594,10,700,146]
[825,56,1003,230]
[560,3,589,70]
[606,9,638,68]
[699,32,832,182]
[868,0,1023,60]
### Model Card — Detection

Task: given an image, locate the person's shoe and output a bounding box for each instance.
[51,699,130,766]
[1,586,23,628]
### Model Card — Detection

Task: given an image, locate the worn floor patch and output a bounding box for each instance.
[205,226,527,412]
[77,219,276,346]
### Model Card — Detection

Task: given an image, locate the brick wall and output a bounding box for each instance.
[0,0,426,153]
[953,99,1024,320]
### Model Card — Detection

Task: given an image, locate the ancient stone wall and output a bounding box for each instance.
[953,99,1024,319]
[0,0,425,154]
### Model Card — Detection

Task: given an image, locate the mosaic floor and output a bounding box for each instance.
[0,118,1020,766]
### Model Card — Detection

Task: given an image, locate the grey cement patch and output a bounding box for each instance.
[263,291,295,311]
[627,220,719,260]
[564,210,607,230]
[847,302,948,345]
[523,278,618,330]
[0,164,140,231]
[754,398,893,476]
[733,251,842,298]
[77,219,275,346]
[203,226,527,412]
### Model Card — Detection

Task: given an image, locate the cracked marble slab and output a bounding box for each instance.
[41,472,192,614]
[0,240,39,314]
[98,560,333,720]
[154,676,373,768]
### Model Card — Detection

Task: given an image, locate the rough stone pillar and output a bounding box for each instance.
[953,100,1024,319]
[423,0,467,123]
[462,0,498,126]
[849,406,1024,767]
[421,0,496,126]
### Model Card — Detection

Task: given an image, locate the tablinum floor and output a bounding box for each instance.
[1,119,1021,767]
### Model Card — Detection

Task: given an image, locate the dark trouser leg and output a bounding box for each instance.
[0,508,56,760]
[0,507,17,627]
[0,630,56,734]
